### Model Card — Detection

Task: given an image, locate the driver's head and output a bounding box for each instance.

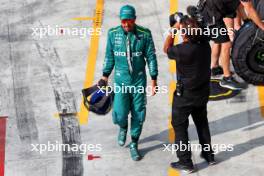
[120,5,136,32]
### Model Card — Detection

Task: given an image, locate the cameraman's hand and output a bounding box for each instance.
[151,80,158,96]
[172,22,180,30]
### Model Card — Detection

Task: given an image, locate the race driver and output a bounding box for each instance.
[101,5,158,161]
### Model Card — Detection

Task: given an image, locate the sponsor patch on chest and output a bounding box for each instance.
[114,51,143,57]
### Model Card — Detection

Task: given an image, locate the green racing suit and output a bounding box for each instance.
[103,25,158,141]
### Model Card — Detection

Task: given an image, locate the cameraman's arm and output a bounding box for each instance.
[241,1,264,30]
[164,32,179,60]
[163,33,174,54]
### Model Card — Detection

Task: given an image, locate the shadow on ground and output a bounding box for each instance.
[138,108,264,159]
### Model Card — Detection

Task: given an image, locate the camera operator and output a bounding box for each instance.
[164,14,215,173]
[191,0,264,90]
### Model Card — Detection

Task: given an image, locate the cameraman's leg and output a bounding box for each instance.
[171,102,192,165]
[191,105,213,155]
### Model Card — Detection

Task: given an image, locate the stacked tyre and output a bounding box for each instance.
[231,0,264,85]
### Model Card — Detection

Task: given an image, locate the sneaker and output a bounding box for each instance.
[220,76,245,90]
[129,142,142,161]
[200,153,216,165]
[211,66,223,76]
[118,127,127,146]
[170,161,195,174]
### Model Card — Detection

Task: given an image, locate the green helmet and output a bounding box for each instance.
[120,5,136,20]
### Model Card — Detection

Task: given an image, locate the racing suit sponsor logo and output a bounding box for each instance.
[114,51,143,57]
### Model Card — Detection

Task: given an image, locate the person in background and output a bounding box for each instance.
[211,15,242,76]
[199,0,264,89]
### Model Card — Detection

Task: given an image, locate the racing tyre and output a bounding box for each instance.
[231,22,264,85]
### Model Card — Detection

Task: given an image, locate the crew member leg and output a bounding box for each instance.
[220,41,232,77]
[211,43,224,76]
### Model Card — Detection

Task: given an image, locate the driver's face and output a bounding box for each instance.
[121,19,136,32]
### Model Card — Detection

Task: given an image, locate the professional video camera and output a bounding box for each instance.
[186,5,204,24]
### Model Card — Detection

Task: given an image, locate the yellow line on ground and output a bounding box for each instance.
[168,0,180,176]
[258,86,264,117]
[168,0,178,144]
[168,81,176,142]
[209,90,233,98]
[54,113,59,118]
[169,81,177,105]
[168,167,181,175]
[77,0,104,125]
[169,0,178,22]
[168,0,178,74]
[72,17,95,21]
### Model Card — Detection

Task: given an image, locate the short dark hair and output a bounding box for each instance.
[180,16,205,43]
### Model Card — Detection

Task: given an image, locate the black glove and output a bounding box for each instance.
[97,79,107,87]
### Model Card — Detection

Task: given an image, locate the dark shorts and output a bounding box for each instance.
[209,22,231,44]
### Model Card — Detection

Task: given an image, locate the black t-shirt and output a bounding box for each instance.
[167,41,211,92]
